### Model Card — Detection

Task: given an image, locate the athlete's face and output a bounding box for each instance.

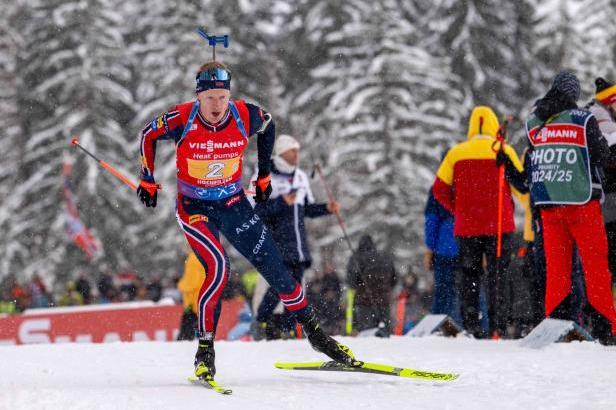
[280,148,299,166]
[198,89,231,123]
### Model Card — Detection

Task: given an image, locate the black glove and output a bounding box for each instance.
[253,174,272,203]
[137,180,158,208]
[495,150,510,167]
[495,151,529,193]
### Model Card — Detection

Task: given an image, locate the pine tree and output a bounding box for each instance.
[437,0,539,118]
[295,0,465,263]
[6,0,137,283]
[532,0,580,91]
[572,0,616,98]
[0,2,25,275]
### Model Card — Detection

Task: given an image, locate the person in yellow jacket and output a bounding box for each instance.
[431,105,524,338]
[177,250,206,340]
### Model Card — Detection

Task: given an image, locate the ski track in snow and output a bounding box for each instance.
[1,336,615,410]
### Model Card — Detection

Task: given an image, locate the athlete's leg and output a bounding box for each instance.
[217,195,310,318]
[256,261,306,331]
[218,194,358,364]
[176,195,229,339]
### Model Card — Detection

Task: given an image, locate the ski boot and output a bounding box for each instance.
[194,339,216,380]
[301,311,361,367]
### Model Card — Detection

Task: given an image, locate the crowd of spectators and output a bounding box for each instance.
[0,271,181,314]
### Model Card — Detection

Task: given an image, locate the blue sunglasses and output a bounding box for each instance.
[197,67,231,81]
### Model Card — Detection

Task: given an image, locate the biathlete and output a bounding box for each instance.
[136,60,358,381]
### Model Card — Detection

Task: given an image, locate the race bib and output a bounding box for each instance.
[187,157,240,181]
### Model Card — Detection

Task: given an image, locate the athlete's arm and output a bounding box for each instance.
[139,109,184,181]
[246,103,274,177]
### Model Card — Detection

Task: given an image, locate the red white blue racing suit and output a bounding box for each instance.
[140,100,310,338]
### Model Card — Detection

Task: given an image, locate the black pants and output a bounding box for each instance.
[177,310,198,341]
[528,214,548,329]
[457,234,513,336]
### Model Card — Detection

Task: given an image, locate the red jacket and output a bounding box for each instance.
[431,106,523,237]
[139,99,273,200]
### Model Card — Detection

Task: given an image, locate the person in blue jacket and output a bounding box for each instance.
[424,191,462,325]
[249,135,339,339]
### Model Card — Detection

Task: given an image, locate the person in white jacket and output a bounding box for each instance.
[588,77,616,288]
[248,135,339,339]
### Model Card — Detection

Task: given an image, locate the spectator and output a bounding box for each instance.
[57,281,84,306]
[307,262,343,335]
[11,282,29,312]
[134,276,149,301]
[97,273,117,304]
[74,274,92,305]
[398,269,431,334]
[424,191,461,325]
[501,71,616,344]
[177,250,206,341]
[117,271,138,301]
[431,105,523,338]
[248,134,340,340]
[29,274,53,308]
[346,234,397,336]
[587,77,616,285]
[146,275,163,302]
[0,274,25,313]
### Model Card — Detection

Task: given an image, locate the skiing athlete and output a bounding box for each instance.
[136,60,358,383]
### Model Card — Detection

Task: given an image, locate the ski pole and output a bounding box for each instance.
[71,137,142,192]
[313,163,354,253]
[491,116,512,259]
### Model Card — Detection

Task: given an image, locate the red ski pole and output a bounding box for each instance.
[492,117,512,259]
[71,137,145,192]
[313,163,354,253]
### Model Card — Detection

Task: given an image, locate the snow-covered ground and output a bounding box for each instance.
[1,336,615,410]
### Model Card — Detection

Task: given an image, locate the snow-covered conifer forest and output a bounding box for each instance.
[1,0,615,285]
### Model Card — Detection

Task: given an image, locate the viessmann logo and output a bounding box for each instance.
[189,140,246,153]
[536,128,577,142]
[531,124,584,146]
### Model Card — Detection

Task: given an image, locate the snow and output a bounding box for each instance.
[1,336,615,409]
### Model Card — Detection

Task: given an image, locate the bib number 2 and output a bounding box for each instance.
[206,162,225,178]
[186,157,240,181]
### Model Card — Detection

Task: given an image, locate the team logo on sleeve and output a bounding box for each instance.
[151,115,165,131]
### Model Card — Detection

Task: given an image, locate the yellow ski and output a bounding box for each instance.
[275,360,459,382]
[188,375,233,395]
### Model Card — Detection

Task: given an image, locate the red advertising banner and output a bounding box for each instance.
[0,299,244,345]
